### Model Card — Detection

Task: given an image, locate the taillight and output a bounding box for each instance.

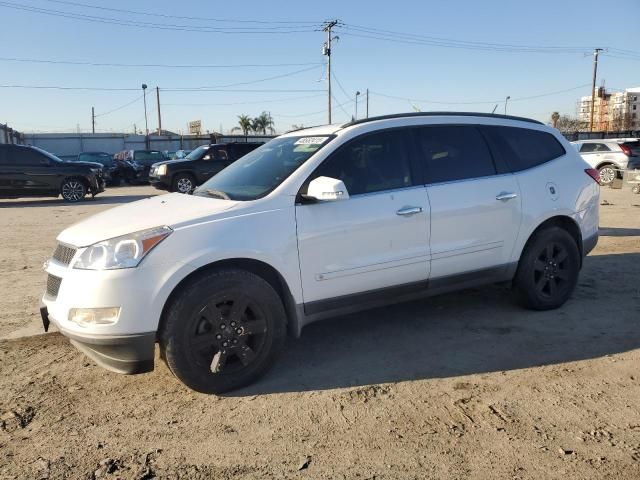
[620,144,632,156]
[585,168,600,184]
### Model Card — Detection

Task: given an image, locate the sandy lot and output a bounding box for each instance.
[0,185,639,479]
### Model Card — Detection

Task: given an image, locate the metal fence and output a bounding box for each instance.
[0,123,23,145]
[21,133,276,161]
[561,130,640,142]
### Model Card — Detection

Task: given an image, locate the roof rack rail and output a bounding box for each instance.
[341,111,544,128]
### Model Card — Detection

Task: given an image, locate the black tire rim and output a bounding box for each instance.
[187,294,268,375]
[533,242,570,299]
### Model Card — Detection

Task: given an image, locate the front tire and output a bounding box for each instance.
[513,227,580,310]
[160,269,287,394]
[60,178,87,202]
[172,174,195,194]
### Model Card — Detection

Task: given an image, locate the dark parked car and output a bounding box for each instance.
[149,142,263,193]
[0,144,105,202]
[114,149,167,183]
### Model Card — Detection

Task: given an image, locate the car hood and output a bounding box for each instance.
[58,193,239,247]
[67,161,103,169]
[152,158,193,167]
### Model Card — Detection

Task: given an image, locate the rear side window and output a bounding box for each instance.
[579,143,611,153]
[415,125,496,183]
[482,126,566,172]
[312,129,413,195]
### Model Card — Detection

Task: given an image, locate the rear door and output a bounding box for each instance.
[416,125,522,280]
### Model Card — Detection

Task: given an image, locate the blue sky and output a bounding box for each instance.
[0,0,638,134]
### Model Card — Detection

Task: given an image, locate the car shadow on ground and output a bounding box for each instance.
[599,227,640,237]
[0,194,155,208]
[233,252,640,396]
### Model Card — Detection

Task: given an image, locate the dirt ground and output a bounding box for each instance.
[1,185,639,479]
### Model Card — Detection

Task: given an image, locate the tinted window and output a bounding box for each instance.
[10,147,48,166]
[579,143,610,153]
[416,126,495,183]
[212,147,229,161]
[312,130,413,195]
[0,146,7,165]
[482,126,566,172]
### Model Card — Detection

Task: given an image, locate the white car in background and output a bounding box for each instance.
[571,138,638,185]
[41,112,600,394]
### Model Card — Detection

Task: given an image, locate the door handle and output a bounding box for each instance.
[496,192,518,201]
[396,206,423,216]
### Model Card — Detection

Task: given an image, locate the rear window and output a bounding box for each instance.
[134,151,165,164]
[579,143,611,153]
[482,126,566,172]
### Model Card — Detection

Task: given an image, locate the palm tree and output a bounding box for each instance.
[253,111,275,135]
[231,114,252,136]
[551,112,560,129]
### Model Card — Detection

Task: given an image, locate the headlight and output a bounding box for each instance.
[90,168,101,174]
[156,164,167,175]
[73,226,172,270]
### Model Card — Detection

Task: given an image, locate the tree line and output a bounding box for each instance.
[232,112,275,136]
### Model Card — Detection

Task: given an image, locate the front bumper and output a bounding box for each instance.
[89,175,105,195]
[149,175,171,191]
[40,304,154,374]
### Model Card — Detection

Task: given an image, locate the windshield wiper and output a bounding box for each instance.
[196,189,231,200]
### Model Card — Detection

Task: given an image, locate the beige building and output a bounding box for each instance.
[578,87,640,131]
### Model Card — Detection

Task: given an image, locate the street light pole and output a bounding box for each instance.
[141,84,148,136]
[504,96,511,115]
[355,91,361,120]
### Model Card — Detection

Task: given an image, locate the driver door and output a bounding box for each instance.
[295,128,431,312]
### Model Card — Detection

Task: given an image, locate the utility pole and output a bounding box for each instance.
[323,20,338,124]
[91,106,95,134]
[589,48,603,132]
[355,91,361,120]
[366,88,369,118]
[156,86,162,135]
[504,96,511,115]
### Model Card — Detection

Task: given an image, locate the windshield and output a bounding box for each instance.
[78,153,113,166]
[194,135,332,201]
[184,146,208,161]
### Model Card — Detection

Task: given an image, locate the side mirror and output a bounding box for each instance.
[305,176,350,202]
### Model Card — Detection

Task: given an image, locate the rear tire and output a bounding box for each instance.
[160,269,287,394]
[172,174,195,194]
[513,227,580,310]
[597,164,617,185]
[60,178,87,202]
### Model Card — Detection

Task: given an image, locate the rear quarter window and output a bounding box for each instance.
[481,126,566,172]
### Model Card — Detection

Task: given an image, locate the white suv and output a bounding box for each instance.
[41,113,600,393]
[571,138,637,185]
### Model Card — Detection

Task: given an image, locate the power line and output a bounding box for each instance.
[38,0,320,24]
[0,56,323,69]
[94,94,143,117]
[337,23,594,54]
[369,84,591,106]
[0,1,317,34]
[0,84,324,93]
[163,93,325,107]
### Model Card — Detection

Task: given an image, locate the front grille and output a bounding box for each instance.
[46,274,62,298]
[52,244,77,266]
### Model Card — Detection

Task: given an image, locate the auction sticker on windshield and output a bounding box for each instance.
[294,137,328,145]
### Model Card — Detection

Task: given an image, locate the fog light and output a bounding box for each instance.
[68,307,120,326]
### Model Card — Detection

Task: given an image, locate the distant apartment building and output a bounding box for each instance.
[578,86,640,131]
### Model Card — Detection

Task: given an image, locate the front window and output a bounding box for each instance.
[194,135,332,201]
[184,146,208,161]
[32,146,62,163]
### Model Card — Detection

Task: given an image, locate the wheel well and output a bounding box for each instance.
[521,216,583,264]
[172,171,195,182]
[158,258,298,340]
